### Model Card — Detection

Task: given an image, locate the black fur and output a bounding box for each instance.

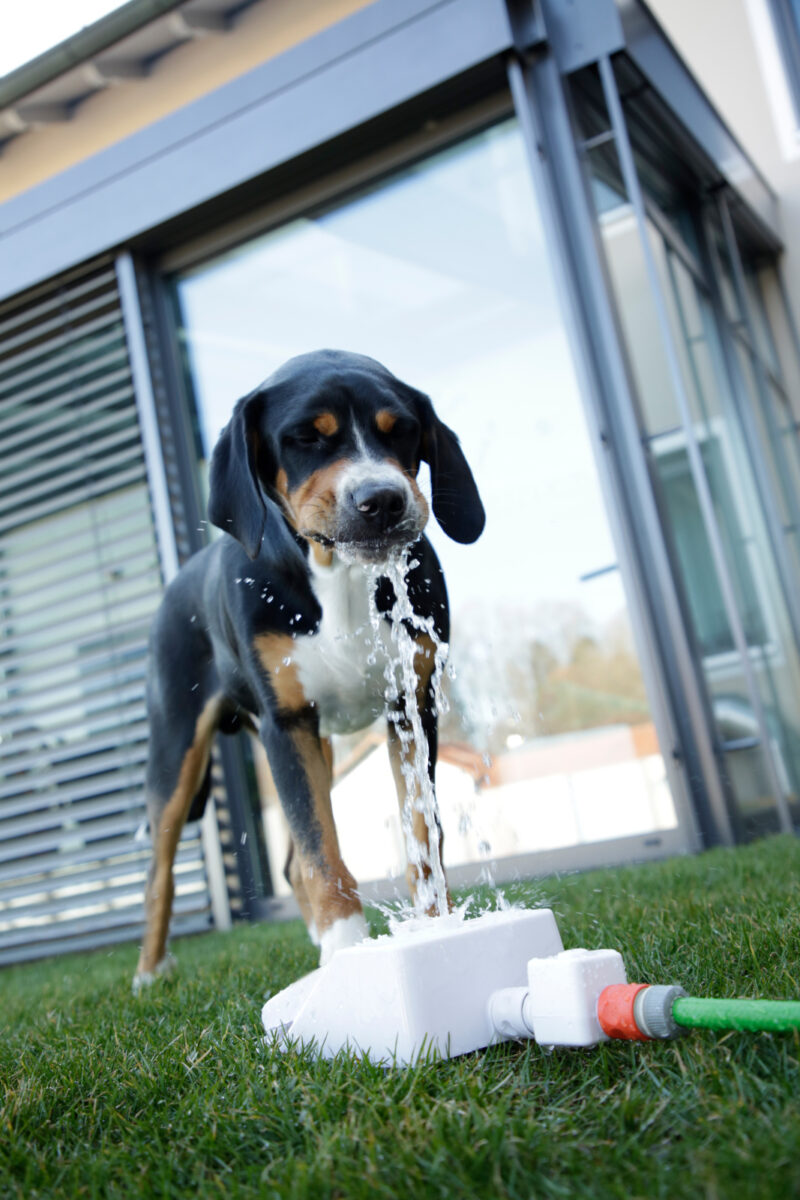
[137,350,484,982]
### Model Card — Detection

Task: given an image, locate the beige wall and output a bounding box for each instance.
[648,0,800,318]
[1,0,374,205]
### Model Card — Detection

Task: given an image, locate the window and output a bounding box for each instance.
[172,119,679,897]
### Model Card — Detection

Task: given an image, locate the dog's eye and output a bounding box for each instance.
[289,428,328,448]
[378,417,416,440]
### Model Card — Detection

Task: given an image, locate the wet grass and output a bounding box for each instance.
[2,835,799,1199]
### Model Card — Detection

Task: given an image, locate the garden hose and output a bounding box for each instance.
[598,983,800,1041]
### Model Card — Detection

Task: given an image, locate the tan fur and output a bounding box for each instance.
[280,460,352,542]
[313,412,339,436]
[375,409,397,434]
[253,632,307,714]
[287,725,361,933]
[253,637,359,931]
[137,695,222,976]
[385,634,449,913]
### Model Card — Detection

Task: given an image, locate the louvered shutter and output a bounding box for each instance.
[0,258,213,964]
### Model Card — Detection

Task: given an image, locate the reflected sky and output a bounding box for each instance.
[176,120,624,626]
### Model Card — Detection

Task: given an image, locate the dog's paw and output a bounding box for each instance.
[319,912,370,966]
[132,952,177,995]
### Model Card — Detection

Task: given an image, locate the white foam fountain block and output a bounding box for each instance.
[261,907,563,1066]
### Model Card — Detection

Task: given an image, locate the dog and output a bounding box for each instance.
[133,349,484,991]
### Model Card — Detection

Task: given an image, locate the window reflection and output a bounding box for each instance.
[175,120,676,891]
[578,93,800,836]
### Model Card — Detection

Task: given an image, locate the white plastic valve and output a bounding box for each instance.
[524,948,628,1046]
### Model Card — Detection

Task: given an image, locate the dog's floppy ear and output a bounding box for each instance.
[413,391,485,544]
[208,387,274,559]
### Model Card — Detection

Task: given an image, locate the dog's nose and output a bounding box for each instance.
[350,483,407,531]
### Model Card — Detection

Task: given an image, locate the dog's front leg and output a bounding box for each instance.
[387,633,451,915]
[261,713,368,964]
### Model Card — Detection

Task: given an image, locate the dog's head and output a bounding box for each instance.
[208,350,485,563]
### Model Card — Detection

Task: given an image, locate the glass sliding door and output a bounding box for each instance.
[170,117,688,901]
[571,57,800,839]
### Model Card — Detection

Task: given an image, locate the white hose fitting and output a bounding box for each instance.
[487,987,535,1041]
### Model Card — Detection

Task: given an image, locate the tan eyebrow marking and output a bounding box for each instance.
[375,409,397,434]
[313,412,339,436]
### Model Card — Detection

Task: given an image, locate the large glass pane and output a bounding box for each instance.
[174,120,679,897]
[575,75,800,837]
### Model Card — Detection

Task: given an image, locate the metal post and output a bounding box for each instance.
[115,250,233,931]
[714,194,800,644]
[507,47,723,849]
[596,57,793,835]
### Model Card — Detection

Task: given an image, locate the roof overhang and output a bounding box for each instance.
[0,0,256,148]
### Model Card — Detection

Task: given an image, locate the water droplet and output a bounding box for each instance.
[282,656,292,666]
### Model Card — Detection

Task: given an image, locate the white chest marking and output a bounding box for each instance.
[291,555,394,736]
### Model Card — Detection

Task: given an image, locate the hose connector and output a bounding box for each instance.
[598,983,689,1040]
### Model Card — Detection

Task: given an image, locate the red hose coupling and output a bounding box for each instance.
[597,982,651,1041]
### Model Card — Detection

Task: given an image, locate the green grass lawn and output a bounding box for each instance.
[2,835,799,1200]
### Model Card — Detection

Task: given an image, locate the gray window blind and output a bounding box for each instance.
[0,259,212,964]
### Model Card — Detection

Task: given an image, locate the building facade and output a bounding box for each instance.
[2,0,800,963]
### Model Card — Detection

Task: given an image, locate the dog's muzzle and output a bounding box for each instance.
[350,482,408,534]
[332,465,426,561]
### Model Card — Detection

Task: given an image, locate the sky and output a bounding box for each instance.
[0,0,128,77]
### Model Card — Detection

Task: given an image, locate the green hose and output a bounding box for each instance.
[672,996,800,1034]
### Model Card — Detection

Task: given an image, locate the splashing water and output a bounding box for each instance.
[367,547,450,918]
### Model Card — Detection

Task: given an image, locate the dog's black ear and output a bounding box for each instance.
[413,392,485,544]
[208,388,274,559]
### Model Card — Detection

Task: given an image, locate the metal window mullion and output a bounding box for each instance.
[116,254,179,583]
[116,252,231,933]
[597,54,793,835]
[773,269,800,426]
[507,48,717,848]
[705,196,800,635]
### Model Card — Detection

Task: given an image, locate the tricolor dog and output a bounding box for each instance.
[134,349,484,991]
